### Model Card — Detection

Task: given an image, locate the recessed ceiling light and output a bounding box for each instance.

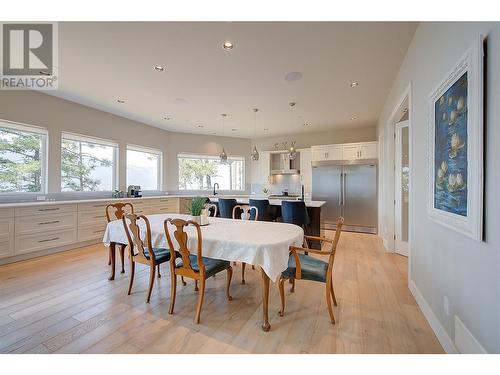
[117,99,125,104]
[154,65,165,72]
[285,71,303,82]
[350,82,359,88]
[223,41,234,50]
[350,116,357,121]
[175,98,188,106]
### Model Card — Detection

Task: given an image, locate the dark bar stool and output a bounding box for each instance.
[281,200,311,293]
[218,198,240,219]
[249,198,273,221]
[281,200,311,230]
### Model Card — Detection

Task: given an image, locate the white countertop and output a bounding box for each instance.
[0,194,325,209]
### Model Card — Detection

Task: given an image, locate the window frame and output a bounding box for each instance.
[126,144,163,191]
[0,119,48,195]
[177,152,246,192]
[60,131,119,193]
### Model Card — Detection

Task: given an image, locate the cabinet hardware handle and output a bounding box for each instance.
[38,237,60,243]
[38,220,59,225]
[38,208,59,211]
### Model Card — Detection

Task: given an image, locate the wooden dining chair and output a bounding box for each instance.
[232,205,258,284]
[203,203,217,217]
[122,213,175,303]
[278,217,344,324]
[105,202,134,274]
[164,218,233,324]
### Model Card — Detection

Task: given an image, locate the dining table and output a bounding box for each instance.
[102,213,304,331]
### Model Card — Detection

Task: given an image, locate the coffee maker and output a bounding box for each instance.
[127,185,142,198]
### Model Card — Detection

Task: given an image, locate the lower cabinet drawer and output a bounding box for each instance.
[78,211,108,227]
[78,224,107,242]
[152,205,178,214]
[15,213,78,236]
[15,228,77,255]
[0,218,15,258]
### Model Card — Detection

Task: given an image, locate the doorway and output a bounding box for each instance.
[394,119,409,256]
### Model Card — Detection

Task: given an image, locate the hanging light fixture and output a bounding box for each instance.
[288,102,298,160]
[251,108,260,161]
[219,113,228,164]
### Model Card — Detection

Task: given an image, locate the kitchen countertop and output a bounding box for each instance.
[0,194,325,209]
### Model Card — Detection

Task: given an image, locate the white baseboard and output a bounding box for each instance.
[409,280,458,353]
[455,315,487,353]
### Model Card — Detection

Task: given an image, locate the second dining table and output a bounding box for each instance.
[102,213,304,331]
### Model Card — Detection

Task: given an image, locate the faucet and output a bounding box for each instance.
[213,183,219,196]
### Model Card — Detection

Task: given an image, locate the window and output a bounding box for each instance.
[126,145,162,190]
[61,132,118,192]
[178,153,245,191]
[0,120,47,193]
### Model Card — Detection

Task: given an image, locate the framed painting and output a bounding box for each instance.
[427,36,484,241]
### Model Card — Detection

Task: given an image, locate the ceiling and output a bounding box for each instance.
[48,22,418,139]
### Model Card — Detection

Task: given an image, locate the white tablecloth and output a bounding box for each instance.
[102,214,304,281]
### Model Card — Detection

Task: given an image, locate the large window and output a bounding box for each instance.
[126,145,162,190]
[178,153,245,191]
[0,121,47,193]
[61,133,118,192]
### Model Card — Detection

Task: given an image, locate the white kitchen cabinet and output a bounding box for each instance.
[251,151,270,185]
[311,145,343,162]
[359,142,378,159]
[0,216,14,259]
[299,148,312,196]
[311,142,378,162]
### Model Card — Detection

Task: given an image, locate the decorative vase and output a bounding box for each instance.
[189,215,201,224]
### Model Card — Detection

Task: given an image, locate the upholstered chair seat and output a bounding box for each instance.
[282,253,328,283]
[177,255,231,278]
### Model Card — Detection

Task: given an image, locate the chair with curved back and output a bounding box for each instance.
[232,205,258,284]
[122,213,175,303]
[105,202,134,274]
[203,203,218,217]
[281,200,311,229]
[164,218,233,324]
[278,217,344,324]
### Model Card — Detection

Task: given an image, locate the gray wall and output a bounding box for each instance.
[378,22,500,353]
[252,125,377,151]
[0,91,252,197]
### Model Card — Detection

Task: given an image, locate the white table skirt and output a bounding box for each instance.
[103,213,304,281]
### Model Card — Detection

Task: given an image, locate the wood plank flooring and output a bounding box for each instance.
[0,231,443,354]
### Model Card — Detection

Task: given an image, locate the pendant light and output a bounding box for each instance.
[288,102,298,160]
[251,108,260,161]
[219,113,228,164]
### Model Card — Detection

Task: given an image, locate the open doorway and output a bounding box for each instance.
[395,116,409,256]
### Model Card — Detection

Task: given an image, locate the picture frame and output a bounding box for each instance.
[427,35,484,241]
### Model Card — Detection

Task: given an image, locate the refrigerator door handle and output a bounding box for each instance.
[343,172,347,206]
[339,173,343,206]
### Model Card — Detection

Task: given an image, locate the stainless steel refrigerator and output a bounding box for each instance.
[312,162,377,234]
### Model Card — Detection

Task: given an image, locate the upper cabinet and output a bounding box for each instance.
[311,141,378,162]
[250,150,271,185]
[311,145,343,162]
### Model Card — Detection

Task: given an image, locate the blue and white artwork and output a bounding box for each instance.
[434,72,468,216]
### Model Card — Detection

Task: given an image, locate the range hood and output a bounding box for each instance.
[270,153,300,175]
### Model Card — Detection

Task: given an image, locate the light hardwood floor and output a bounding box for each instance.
[0,231,443,354]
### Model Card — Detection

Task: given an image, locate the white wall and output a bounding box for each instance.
[0,91,252,197]
[378,22,500,353]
